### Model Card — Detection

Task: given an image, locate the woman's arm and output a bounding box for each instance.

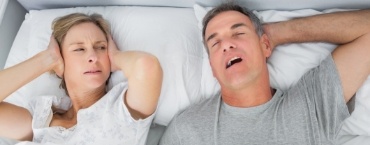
[108,35,163,120]
[0,37,63,101]
[0,36,63,140]
[0,102,33,140]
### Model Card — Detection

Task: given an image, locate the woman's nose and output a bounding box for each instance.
[88,51,97,63]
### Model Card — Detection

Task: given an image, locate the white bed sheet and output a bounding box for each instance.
[4,6,204,127]
[194,4,370,145]
[2,4,370,145]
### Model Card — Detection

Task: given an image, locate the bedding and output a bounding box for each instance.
[4,6,203,127]
[16,0,370,11]
[0,0,7,24]
[2,3,370,145]
[194,4,370,144]
[0,136,19,145]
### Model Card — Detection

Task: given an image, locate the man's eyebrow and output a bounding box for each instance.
[206,23,247,42]
[231,23,247,29]
[206,33,217,42]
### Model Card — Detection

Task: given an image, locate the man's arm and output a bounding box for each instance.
[264,9,370,102]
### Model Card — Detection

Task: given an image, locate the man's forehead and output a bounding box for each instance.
[205,11,253,38]
[206,11,251,29]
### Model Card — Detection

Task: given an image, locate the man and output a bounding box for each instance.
[160,3,370,145]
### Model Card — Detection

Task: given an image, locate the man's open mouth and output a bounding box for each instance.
[226,57,243,69]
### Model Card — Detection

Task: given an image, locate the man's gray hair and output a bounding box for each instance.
[202,3,263,55]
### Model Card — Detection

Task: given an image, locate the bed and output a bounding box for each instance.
[1,0,370,145]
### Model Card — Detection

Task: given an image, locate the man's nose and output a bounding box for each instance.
[222,39,236,52]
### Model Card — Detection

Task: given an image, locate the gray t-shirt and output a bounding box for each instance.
[159,56,350,145]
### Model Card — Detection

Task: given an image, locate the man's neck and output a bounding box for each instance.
[221,81,274,108]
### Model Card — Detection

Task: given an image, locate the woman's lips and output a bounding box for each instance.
[84,70,102,74]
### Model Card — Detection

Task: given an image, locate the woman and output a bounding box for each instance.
[0,13,162,144]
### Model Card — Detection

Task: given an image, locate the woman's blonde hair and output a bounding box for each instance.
[51,13,111,96]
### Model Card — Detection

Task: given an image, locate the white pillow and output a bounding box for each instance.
[193,4,370,140]
[4,13,67,109]
[0,136,19,145]
[5,6,204,126]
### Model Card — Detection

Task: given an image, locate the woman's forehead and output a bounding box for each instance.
[63,23,107,45]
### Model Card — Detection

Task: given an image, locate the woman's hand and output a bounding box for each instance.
[108,34,120,72]
[48,36,64,78]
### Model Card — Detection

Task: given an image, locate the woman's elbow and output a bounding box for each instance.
[134,54,163,82]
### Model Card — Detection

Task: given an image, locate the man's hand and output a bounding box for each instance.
[264,9,370,102]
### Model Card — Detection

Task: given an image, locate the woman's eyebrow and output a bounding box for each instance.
[69,42,84,46]
[95,40,107,44]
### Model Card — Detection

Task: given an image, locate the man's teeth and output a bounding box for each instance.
[227,57,241,68]
[228,57,240,65]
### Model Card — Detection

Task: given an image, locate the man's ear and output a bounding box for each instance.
[260,34,272,58]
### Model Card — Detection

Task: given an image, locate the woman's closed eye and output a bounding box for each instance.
[98,46,106,50]
[95,45,106,50]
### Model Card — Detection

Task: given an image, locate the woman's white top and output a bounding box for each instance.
[26,82,154,145]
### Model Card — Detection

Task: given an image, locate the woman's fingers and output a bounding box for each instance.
[48,35,64,78]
